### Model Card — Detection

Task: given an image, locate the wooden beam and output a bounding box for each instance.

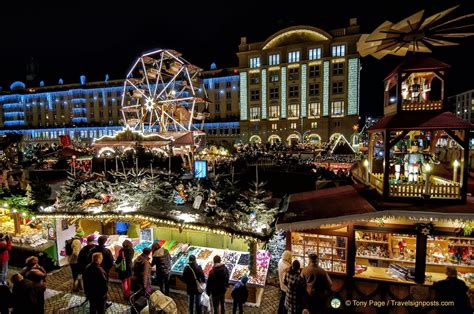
[461,130,469,203]
[389,130,409,148]
[445,130,464,147]
[383,130,391,199]
[347,224,355,277]
[415,232,427,284]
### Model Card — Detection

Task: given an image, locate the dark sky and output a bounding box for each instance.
[1,0,473,117]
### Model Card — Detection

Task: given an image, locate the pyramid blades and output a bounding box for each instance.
[423,37,459,46]
[392,10,425,32]
[420,5,459,30]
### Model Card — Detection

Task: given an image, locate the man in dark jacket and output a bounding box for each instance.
[11,273,43,314]
[84,252,108,314]
[151,243,172,296]
[132,248,152,294]
[77,235,96,276]
[231,275,248,314]
[87,235,114,279]
[433,266,472,314]
[182,255,205,314]
[206,255,229,314]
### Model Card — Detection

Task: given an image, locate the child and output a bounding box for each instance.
[231,275,249,314]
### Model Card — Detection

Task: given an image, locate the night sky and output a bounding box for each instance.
[1,1,473,117]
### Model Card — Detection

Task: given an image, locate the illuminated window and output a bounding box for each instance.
[268,53,280,66]
[309,84,320,96]
[332,81,344,94]
[308,103,321,117]
[311,122,318,128]
[331,101,344,117]
[272,123,278,130]
[269,106,279,119]
[250,107,260,120]
[332,44,346,57]
[289,68,299,81]
[290,122,297,129]
[250,57,261,68]
[309,65,320,78]
[289,86,299,98]
[250,90,260,101]
[288,51,300,63]
[288,104,299,118]
[333,62,344,75]
[270,88,279,99]
[270,71,279,82]
[308,48,321,60]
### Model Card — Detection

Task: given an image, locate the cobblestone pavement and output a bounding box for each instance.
[8,266,280,313]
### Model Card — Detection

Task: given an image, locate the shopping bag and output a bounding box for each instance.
[201,292,211,312]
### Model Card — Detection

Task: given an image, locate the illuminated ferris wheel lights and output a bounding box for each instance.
[145,99,155,111]
[171,90,176,96]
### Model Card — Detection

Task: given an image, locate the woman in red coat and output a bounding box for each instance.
[0,233,12,285]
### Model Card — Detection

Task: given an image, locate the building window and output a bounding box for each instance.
[250,107,260,120]
[226,103,232,111]
[289,86,299,98]
[311,122,318,128]
[214,82,220,89]
[333,62,344,75]
[270,71,279,82]
[250,90,260,101]
[290,122,297,129]
[308,103,321,117]
[250,57,261,68]
[332,44,346,57]
[250,74,260,85]
[288,68,299,81]
[331,101,344,117]
[334,121,341,127]
[269,106,279,119]
[226,91,231,99]
[269,88,279,99]
[308,48,321,60]
[268,53,280,66]
[215,103,220,112]
[309,84,320,96]
[226,81,231,88]
[332,81,344,94]
[272,123,278,130]
[288,51,300,63]
[309,65,320,78]
[288,104,299,118]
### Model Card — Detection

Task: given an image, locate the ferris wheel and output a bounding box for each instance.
[120,49,209,138]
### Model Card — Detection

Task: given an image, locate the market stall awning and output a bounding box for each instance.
[277,185,376,230]
[384,55,450,80]
[369,111,473,131]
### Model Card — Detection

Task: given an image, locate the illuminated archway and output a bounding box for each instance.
[268,134,282,144]
[306,133,322,144]
[287,134,300,145]
[249,135,262,144]
[330,133,343,142]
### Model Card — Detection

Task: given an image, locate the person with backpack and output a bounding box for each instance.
[0,233,12,285]
[115,239,134,299]
[77,235,96,277]
[182,255,205,314]
[206,255,229,314]
[284,260,305,314]
[151,242,172,296]
[87,235,114,280]
[231,275,248,314]
[300,254,332,314]
[66,227,84,292]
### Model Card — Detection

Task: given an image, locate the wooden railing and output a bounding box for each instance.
[370,173,384,193]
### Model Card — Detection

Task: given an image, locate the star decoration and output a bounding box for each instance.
[421,227,430,235]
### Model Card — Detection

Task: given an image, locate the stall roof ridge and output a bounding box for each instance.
[368,111,474,131]
[385,55,451,81]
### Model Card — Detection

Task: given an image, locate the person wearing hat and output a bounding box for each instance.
[132,247,152,294]
[69,227,84,292]
[77,234,96,291]
[231,275,248,314]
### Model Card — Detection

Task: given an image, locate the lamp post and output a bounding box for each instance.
[72,155,76,177]
[363,159,369,183]
[453,160,459,183]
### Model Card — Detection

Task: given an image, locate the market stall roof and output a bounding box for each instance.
[384,55,450,81]
[43,147,88,158]
[277,185,376,230]
[368,111,473,131]
[277,185,474,231]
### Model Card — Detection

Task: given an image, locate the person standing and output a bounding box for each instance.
[278,250,292,314]
[300,254,332,314]
[115,239,134,299]
[68,228,84,292]
[231,275,248,314]
[151,242,172,296]
[182,255,205,314]
[0,233,12,285]
[88,235,114,279]
[84,252,108,314]
[284,260,305,314]
[11,273,43,314]
[132,248,152,294]
[78,235,96,279]
[433,266,472,314]
[206,255,229,314]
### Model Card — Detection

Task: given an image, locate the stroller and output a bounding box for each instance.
[148,290,177,314]
[130,288,150,314]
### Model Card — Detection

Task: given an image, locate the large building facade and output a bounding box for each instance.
[237,21,361,145]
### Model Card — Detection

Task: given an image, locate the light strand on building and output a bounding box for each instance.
[261,69,267,119]
[301,64,307,118]
[239,72,248,120]
[323,61,329,116]
[281,67,287,118]
[348,58,360,115]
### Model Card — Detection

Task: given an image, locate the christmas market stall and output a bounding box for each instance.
[277,185,474,309]
[37,167,279,306]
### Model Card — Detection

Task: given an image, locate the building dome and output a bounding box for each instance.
[262,26,332,50]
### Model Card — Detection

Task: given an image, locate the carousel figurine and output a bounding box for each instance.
[404,142,424,182]
[204,190,217,216]
[173,183,187,205]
